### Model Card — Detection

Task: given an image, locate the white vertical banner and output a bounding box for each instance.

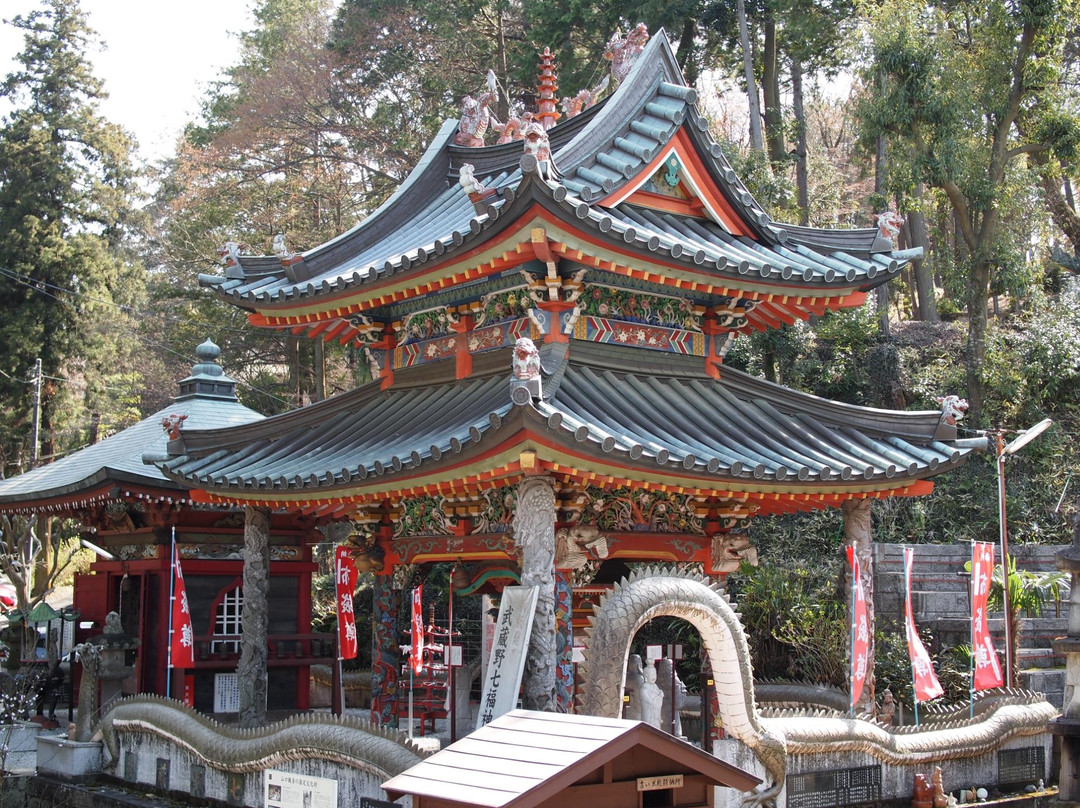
[476,585,539,730]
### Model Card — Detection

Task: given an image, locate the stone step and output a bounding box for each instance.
[1016,647,1058,669]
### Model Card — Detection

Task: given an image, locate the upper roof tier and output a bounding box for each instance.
[199,31,911,338]
[0,341,263,513]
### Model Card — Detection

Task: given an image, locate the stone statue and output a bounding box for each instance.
[522,121,555,180]
[104,611,123,635]
[492,111,532,144]
[458,163,486,197]
[639,659,664,728]
[624,654,645,720]
[218,241,241,265]
[512,337,541,381]
[605,23,649,85]
[272,233,289,258]
[931,767,948,808]
[936,395,969,426]
[878,689,897,725]
[658,658,689,737]
[455,70,498,147]
[555,524,608,570]
[875,210,905,241]
[74,643,102,742]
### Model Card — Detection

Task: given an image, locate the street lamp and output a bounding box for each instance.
[995,417,1054,687]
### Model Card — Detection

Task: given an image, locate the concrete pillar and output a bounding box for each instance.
[842,497,875,714]
[1051,498,1080,799]
[514,475,556,712]
[238,505,270,728]
[370,575,400,728]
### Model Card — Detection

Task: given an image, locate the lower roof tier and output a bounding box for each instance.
[155,341,968,519]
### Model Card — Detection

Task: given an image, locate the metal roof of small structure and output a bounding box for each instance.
[0,341,263,512]
[381,709,760,808]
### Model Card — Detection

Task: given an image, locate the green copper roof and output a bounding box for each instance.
[0,341,264,510]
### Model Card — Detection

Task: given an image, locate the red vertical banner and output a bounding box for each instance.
[170,544,195,668]
[410,585,424,675]
[335,547,358,660]
[904,547,944,702]
[971,542,1004,690]
[846,546,870,705]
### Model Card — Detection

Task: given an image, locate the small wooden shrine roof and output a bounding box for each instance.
[0,341,262,513]
[200,31,907,335]
[155,341,968,514]
[381,709,760,808]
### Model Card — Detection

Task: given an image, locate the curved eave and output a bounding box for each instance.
[0,469,190,514]
[160,367,967,517]
[236,171,908,335]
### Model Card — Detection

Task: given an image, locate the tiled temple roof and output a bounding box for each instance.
[199,31,906,319]
[0,341,263,511]
[156,342,966,506]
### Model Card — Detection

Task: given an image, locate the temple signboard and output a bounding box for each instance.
[476,585,538,729]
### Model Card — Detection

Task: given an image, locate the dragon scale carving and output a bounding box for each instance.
[578,568,1055,808]
[98,696,428,777]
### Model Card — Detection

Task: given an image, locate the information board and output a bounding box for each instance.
[786,764,881,808]
[214,673,240,713]
[475,585,539,730]
[264,769,337,808]
[998,746,1045,786]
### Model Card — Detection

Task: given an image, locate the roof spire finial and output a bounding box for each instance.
[536,47,560,131]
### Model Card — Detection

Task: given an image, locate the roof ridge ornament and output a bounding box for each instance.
[510,337,542,405]
[455,70,498,147]
[605,23,649,87]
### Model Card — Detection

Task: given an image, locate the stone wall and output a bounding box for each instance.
[716,732,1053,808]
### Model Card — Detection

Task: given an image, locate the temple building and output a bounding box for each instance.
[157,30,973,723]
[0,342,325,712]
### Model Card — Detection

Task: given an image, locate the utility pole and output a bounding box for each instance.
[30,358,42,468]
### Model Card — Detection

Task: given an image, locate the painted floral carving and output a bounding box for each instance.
[473,485,517,534]
[396,306,458,344]
[474,288,533,327]
[572,284,703,332]
[576,485,705,535]
[393,495,457,538]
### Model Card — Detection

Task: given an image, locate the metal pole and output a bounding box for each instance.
[849,543,857,717]
[996,430,1014,688]
[969,541,976,718]
[30,358,41,468]
[449,569,456,743]
[166,526,176,699]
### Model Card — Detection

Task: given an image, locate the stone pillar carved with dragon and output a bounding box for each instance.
[370,575,400,728]
[238,505,270,728]
[514,474,557,711]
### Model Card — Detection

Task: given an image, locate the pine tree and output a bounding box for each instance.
[0,0,143,471]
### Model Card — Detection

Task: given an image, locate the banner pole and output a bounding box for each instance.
[969,541,976,719]
[166,525,176,699]
[849,543,857,717]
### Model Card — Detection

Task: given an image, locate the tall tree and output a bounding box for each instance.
[857,0,1080,420]
[0,0,143,471]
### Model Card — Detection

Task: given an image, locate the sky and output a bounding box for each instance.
[1,1,257,164]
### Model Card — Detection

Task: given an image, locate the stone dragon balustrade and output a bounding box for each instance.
[96,695,429,782]
[577,567,1056,808]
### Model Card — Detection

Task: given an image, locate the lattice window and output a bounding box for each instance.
[212,586,243,654]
